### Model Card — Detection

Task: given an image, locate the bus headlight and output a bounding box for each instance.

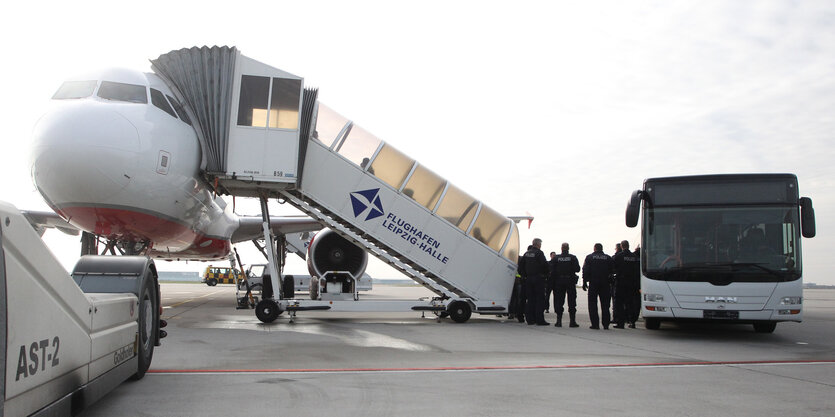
[644,294,664,302]
[780,297,802,305]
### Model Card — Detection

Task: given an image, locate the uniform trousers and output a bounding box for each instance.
[587,282,611,328]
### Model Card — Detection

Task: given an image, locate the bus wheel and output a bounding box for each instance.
[207,278,218,286]
[644,318,661,330]
[753,321,777,333]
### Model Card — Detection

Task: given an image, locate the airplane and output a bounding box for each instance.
[28,67,321,261]
[27,64,534,285]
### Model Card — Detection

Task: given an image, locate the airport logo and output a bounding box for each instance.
[350,188,384,221]
[348,188,450,264]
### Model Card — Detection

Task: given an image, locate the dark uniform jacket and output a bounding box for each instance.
[550,252,581,283]
[613,249,640,289]
[519,247,549,278]
[582,250,614,286]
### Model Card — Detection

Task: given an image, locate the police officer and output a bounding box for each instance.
[518,238,550,326]
[550,242,581,328]
[612,240,640,328]
[545,251,557,313]
[582,243,614,329]
[611,242,623,325]
[509,268,526,323]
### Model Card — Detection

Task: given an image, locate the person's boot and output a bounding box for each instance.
[555,314,562,327]
[569,312,579,328]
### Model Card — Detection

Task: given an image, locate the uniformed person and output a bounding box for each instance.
[582,243,614,329]
[611,242,623,324]
[518,238,550,326]
[612,240,640,328]
[509,270,526,322]
[545,251,557,313]
[550,242,581,327]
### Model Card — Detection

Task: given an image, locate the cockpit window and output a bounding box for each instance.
[97,81,148,103]
[53,80,97,99]
[151,88,177,118]
[166,94,192,126]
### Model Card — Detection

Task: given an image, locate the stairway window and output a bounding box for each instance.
[369,144,414,190]
[469,205,511,252]
[237,75,270,127]
[436,184,479,232]
[269,78,301,129]
[403,164,446,210]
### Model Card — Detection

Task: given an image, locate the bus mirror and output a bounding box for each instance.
[800,197,816,238]
[625,190,642,228]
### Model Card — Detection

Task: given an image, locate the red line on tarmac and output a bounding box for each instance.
[148,359,835,374]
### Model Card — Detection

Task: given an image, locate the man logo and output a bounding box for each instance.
[350,188,384,221]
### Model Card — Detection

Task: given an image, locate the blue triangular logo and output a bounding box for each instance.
[357,188,379,202]
[350,195,367,217]
[366,208,384,221]
[349,188,385,221]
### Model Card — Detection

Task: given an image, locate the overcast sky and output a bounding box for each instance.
[1,1,833,284]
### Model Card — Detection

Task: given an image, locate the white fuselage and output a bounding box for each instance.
[30,68,237,259]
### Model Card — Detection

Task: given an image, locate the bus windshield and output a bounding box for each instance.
[643,206,801,283]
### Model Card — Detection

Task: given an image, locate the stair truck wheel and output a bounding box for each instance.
[133,268,158,380]
[255,299,282,323]
[448,301,472,323]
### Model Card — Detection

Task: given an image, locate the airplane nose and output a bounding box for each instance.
[30,102,141,207]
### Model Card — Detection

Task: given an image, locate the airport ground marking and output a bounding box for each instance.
[164,290,224,309]
[148,359,835,375]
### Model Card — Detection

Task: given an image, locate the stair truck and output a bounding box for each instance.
[1,201,162,416]
[150,46,521,323]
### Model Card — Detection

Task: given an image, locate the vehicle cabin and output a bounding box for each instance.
[202,266,243,286]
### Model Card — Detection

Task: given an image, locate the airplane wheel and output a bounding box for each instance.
[132,270,158,380]
[262,275,274,299]
[448,301,472,323]
[645,318,661,330]
[255,299,282,323]
[283,275,295,299]
[753,321,777,333]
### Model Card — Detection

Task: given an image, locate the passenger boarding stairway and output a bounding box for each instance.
[281,112,521,311]
[151,46,519,313]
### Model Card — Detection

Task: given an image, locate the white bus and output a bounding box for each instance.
[625,174,816,333]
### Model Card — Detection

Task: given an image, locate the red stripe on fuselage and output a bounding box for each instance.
[59,206,231,260]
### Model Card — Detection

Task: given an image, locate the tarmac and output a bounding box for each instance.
[80,283,835,416]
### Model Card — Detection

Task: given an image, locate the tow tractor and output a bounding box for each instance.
[1,201,163,416]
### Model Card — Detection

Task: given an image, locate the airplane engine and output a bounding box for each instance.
[306,228,368,279]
